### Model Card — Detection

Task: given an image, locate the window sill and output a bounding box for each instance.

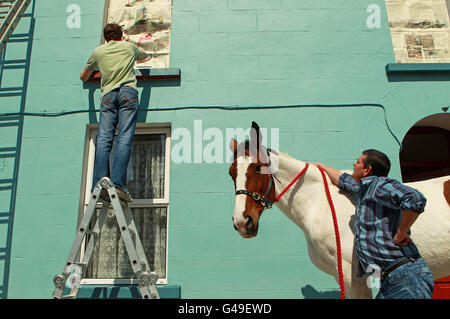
[64,284,181,299]
[385,63,450,75]
[87,68,181,82]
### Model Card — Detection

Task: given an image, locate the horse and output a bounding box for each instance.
[228,122,450,298]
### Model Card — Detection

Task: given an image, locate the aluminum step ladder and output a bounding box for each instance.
[52,177,160,299]
[0,0,31,51]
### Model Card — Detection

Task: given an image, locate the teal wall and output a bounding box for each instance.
[0,0,448,298]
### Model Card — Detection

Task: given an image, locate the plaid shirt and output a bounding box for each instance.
[339,173,427,276]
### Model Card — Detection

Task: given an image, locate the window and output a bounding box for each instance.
[102,0,173,69]
[79,123,171,285]
[385,0,450,63]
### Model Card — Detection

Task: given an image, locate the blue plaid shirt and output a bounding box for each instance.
[339,173,427,276]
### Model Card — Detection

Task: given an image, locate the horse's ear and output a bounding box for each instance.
[250,121,262,146]
[250,121,264,162]
[229,138,238,152]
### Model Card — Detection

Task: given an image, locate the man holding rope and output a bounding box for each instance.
[80,23,150,201]
[315,149,434,299]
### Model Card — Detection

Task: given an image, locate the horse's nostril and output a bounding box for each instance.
[245,216,254,231]
[233,224,238,231]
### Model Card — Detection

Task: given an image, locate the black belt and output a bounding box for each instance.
[381,254,421,281]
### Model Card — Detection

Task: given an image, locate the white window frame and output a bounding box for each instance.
[77,123,171,286]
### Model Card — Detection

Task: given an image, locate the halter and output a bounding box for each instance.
[235,175,274,209]
[234,150,310,210]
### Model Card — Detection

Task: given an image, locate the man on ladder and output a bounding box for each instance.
[52,24,158,299]
[80,23,150,201]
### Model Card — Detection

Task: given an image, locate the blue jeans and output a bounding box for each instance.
[376,258,434,299]
[92,86,139,193]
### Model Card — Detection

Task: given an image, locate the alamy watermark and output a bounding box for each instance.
[171,120,279,174]
[65,264,82,289]
[66,4,81,29]
[366,264,381,289]
[366,4,381,29]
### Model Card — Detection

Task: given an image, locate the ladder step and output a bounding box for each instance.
[2,59,26,64]
[0,86,23,91]
[0,153,16,158]
[0,247,6,259]
[0,179,13,190]
[0,115,20,121]
[0,147,16,158]
[0,212,10,224]
[10,32,31,38]
[0,92,22,97]
[0,120,20,126]
[3,64,25,69]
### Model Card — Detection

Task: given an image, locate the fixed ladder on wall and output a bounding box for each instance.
[0,0,31,51]
[52,177,160,299]
[0,0,33,299]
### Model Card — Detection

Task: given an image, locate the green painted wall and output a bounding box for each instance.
[0,0,448,298]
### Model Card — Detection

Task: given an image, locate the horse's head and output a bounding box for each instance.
[228,122,276,238]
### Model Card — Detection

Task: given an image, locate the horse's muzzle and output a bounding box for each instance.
[233,216,258,238]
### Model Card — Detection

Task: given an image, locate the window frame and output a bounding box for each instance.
[77,122,171,286]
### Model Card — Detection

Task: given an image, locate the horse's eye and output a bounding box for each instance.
[255,165,261,173]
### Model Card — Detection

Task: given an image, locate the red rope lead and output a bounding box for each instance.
[274,163,309,202]
[318,166,346,299]
[273,163,345,299]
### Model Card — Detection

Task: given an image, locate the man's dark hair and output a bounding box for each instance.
[103,23,123,42]
[362,149,391,177]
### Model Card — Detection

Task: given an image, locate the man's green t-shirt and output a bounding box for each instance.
[85,40,145,97]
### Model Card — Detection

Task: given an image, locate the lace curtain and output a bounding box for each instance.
[86,134,167,279]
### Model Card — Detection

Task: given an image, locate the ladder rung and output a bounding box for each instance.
[0,212,10,224]
[0,179,13,190]
[10,32,30,38]
[2,58,26,64]
[0,152,15,158]
[0,115,20,121]
[0,147,16,151]
[0,86,23,92]
[3,64,25,69]
[0,92,22,97]
[0,120,19,126]
[0,154,15,158]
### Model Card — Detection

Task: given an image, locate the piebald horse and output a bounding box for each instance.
[229,122,450,298]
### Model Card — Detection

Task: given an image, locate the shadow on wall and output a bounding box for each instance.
[83,78,181,124]
[301,285,340,299]
[0,0,36,299]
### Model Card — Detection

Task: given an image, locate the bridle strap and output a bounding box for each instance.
[235,174,274,209]
[235,163,310,210]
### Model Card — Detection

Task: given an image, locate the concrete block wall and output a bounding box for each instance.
[0,0,448,298]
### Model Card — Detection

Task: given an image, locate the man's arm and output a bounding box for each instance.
[80,68,93,82]
[393,210,419,245]
[372,179,426,246]
[313,163,343,185]
[136,49,152,63]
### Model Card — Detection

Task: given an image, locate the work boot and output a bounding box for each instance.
[114,185,133,202]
